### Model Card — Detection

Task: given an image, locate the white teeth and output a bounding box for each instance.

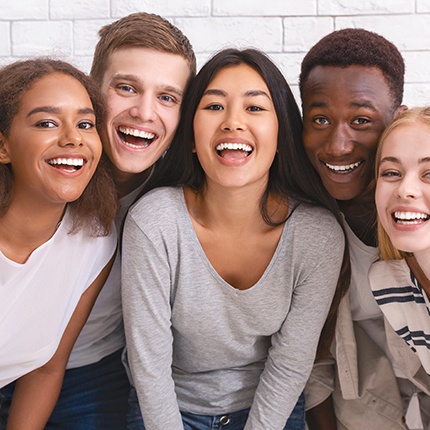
[119,126,155,140]
[325,161,361,172]
[47,158,84,166]
[216,143,253,152]
[394,211,429,221]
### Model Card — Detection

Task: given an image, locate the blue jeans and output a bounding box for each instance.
[127,387,305,430]
[0,349,130,430]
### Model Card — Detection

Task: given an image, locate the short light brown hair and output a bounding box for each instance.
[376,106,430,259]
[90,12,196,84]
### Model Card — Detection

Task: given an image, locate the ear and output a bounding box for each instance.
[393,104,408,119]
[0,132,11,164]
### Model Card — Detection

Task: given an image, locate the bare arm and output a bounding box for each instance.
[5,256,114,430]
[306,395,337,430]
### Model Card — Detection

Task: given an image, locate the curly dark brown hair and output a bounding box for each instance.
[0,58,118,235]
[299,28,405,109]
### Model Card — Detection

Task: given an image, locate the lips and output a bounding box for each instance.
[215,142,253,160]
[118,126,157,149]
[46,157,86,171]
[393,211,430,225]
[323,160,363,174]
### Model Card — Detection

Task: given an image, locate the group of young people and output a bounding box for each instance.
[1,10,430,430]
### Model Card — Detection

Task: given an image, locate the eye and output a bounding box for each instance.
[247,105,264,112]
[117,84,136,94]
[204,104,223,111]
[352,117,370,125]
[313,117,329,126]
[379,169,400,178]
[159,94,176,103]
[35,120,56,128]
[78,121,95,130]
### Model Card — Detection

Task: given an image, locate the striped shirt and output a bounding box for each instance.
[369,259,430,374]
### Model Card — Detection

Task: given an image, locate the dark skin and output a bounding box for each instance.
[302,65,406,429]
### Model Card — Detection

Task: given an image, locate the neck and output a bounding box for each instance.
[111,165,153,199]
[0,199,66,263]
[184,182,286,232]
[338,198,377,246]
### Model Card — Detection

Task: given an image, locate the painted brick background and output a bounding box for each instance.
[0,0,429,108]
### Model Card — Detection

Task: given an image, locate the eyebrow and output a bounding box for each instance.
[380,156,430,164]
[111,74,184,97]
[27,106,95,117]
[202,88,270,99]
[307,100,377,111]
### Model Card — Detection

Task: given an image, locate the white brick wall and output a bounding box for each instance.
[0,0,429,107]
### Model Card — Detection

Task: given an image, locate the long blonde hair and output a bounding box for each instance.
[376,106,430,259]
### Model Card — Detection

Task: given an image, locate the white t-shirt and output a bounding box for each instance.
[67,185,143,368]
[0,208,117,388]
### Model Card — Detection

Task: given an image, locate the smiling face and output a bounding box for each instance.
[302,65,396,202]
[0,73,101,207]
[376,122,430,262]
[100,47,191,184]
[193,64,278,192]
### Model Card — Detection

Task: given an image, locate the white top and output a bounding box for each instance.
[68,185,143,368]
[370,258,430,375]
[0,208,117,388]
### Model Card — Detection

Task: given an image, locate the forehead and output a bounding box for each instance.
[208,64,269,92]
[22,73,90,106]
[302,65,394,112]
[381,123,430,157]
[103,47,191,85]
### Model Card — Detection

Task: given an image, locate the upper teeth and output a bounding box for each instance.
[394,211,429,220]
[216,143,252,152]
[48,158,84,166]
[119,126,155,139]
[325,161,361,171]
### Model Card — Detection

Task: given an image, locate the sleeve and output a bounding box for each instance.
[121,211,184,430]
[304,355,336,410]
[244,220,345,430]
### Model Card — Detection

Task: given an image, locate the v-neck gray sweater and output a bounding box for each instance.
[122,186,344,430]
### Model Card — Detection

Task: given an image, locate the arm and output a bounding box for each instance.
[244,219,345,430]
[6,257,114,430]
[306,396,337,430]
[122,213,183,430]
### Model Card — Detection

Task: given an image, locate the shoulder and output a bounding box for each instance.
[128,186,184,224]
[290,203,343,240]
[369,259,410,290]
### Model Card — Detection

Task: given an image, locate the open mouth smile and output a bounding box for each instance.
[393,211,430,225]
[216,142,253,160]
[323,160,363,174]
[118,126,157,149]
[46,157,86,172]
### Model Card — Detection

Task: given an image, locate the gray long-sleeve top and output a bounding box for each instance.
[122,187,344,430]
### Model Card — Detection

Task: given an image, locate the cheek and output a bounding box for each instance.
[375,183,391,225]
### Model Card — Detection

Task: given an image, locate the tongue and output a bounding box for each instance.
[220,149,248,160]
[121,133,151,147]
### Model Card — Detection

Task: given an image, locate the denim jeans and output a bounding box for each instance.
[0,349,130,430]
[127,387,305,430]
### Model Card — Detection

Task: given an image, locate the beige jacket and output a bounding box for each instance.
[305,295,430,429]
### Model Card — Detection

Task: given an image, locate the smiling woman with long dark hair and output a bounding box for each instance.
[122,48,349,430]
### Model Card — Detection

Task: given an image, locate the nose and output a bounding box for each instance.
[221,106,246,131]
[59,124,83,147]
[396,173,421,200]
[129,93,157,122]
[326,124,354,157]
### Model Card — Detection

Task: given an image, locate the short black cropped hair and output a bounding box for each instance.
[299,28,405,108]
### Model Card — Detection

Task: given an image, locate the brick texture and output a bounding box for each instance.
[0,0,428,106]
